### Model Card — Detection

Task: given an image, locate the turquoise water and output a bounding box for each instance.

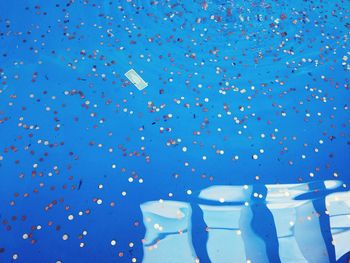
[0,0,349,262]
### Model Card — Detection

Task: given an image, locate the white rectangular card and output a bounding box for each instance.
[125,69,148,90]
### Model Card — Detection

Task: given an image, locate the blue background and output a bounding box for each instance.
[0,0,349,262]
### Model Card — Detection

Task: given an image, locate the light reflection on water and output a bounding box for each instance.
[141,181,349,263]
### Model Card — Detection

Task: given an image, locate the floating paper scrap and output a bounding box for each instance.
[125,69,148,90]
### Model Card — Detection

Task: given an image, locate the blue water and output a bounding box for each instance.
[0,0,349,262]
